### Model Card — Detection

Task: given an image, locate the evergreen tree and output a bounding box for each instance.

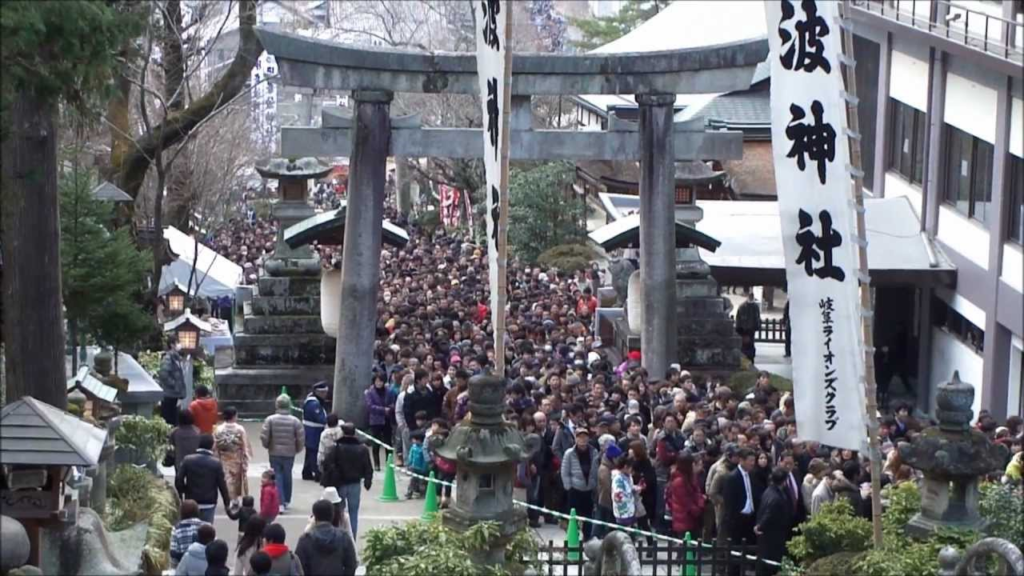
[1,1,142,408]
[507,161,587,263]
[571,0,671,51]
[60,169,153,373]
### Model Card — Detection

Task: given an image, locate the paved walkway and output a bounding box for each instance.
[161,423,423,555]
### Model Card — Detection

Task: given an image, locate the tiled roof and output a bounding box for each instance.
[689,89,771,128]
[0,397,107,467]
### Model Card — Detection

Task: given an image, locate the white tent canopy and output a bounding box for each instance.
[159,226,243,300]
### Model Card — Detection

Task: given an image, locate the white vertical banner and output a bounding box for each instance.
[472,0,509,364]
[765,0,867,450]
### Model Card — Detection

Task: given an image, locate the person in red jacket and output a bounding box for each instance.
[188,385,219,435]
[667,451,706,538]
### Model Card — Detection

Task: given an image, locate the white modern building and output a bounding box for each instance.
[848,0,1023,419]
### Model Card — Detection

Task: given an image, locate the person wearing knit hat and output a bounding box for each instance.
[261,395,304,510]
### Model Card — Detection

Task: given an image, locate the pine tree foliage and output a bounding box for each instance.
[570,0,671,51]
[60,169,154,360]
[507,161,587,264]
[0,1,142,138]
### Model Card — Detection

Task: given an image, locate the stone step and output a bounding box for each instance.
[250,296,320,316]
[243,315,324,335]
[258,276,322,298]
[216,366,333,418]
[233,333,336,366]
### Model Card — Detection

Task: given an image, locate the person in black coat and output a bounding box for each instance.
[723,448,759,576]
[755,469,795,576]
[403,369,435,425]
[175,434,230,524]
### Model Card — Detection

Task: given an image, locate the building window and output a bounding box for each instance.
[931,295,985,354]
[1008,155,1023,244]
[943,125,995,224]
[888,99,926,185]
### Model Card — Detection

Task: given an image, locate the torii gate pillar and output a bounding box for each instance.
[333,90,392,426]
[638,93,677,380]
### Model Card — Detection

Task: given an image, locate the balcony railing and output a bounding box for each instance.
[851,0,1023,63]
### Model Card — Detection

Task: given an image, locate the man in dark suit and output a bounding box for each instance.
[777,450,806,532]
[755,468,795,576]
[724,448,759,576]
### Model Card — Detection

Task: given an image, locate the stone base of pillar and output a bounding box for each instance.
[675,249,742,373]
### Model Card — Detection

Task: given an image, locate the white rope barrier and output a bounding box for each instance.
[342,421,781,567]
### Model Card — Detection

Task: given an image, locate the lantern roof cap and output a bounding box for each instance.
[163,308,213,333]
[0,396,107,467]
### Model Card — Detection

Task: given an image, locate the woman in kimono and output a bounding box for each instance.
[214,406,252,501]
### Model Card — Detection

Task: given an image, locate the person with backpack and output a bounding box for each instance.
[261,523,303,576]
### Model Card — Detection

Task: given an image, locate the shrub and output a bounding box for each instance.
[853,528,977,576]
[363,517,538,576]
[536,243,596,274]
[806,551,864,576]
[880,481,921,536]
[787,499,872,565]
[979,482,1024,551]
[115,415,171,466]
[105,464,178,574]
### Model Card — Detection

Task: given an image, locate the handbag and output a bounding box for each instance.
[162,447,176,468]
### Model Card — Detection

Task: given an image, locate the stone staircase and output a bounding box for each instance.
[217,276,334,418]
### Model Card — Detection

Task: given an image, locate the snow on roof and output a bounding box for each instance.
[163,308,214,333]
[579,1,769,116]
[590,1,767,55]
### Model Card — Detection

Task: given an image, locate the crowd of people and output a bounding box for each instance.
[159,194,1024,576]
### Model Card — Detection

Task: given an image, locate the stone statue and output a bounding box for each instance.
[582,531,642,576]
[607,257,636,307]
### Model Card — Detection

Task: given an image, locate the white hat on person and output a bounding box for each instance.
[321,487,342,505]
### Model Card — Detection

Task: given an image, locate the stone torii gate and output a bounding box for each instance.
[255,28,767,425]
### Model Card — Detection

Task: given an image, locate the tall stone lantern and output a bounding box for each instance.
[254,157,332,277]
[433,375,539,567]
[898,371,1008,538]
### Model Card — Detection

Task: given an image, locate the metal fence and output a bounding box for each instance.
[533,540,764,576]
[851,0,1024,63]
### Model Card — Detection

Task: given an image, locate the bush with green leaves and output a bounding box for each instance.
[363,517,538,576]
[536,244,597,274]
[787,499,872,564]
[880,480,921,535]
[105,464,178,574]
[853,528,977,576]
[979,482,1024,550]
[115,415,171,466]
[796,481,1023,576]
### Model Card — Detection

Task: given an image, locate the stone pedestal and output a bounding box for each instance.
[216,275,333,417]
[266,196,320,277]
[674,249,742,375]
[435,375,538,570]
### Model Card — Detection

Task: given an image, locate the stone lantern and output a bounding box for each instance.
[433,374,539,567]
[254,157,333,277]
[898,371,1008,538]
